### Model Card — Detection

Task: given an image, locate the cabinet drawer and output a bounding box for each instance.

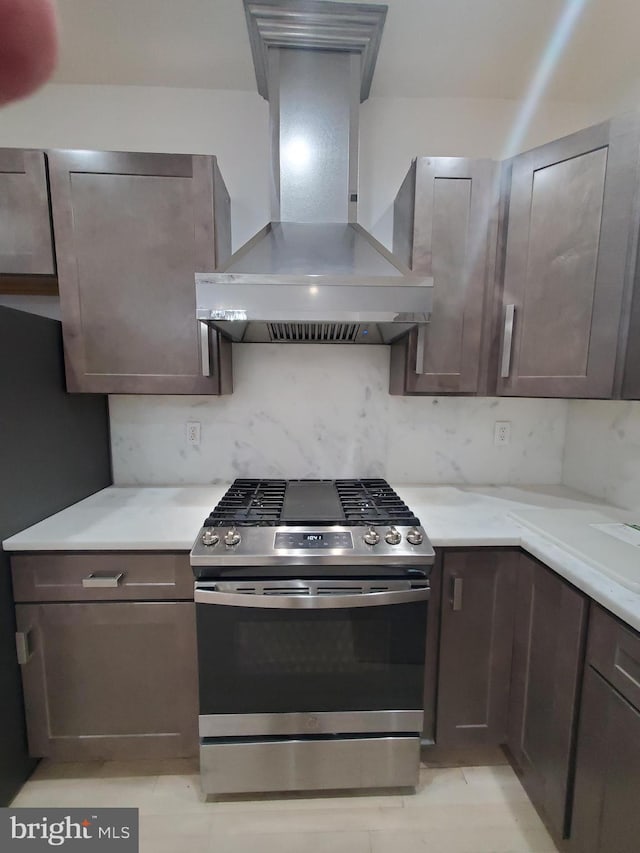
[12,553,193,602]
[588,605,640,712]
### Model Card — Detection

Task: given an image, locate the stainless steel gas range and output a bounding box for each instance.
[190,478,435,796]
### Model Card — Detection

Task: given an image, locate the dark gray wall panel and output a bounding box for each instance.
[0,305,111,804]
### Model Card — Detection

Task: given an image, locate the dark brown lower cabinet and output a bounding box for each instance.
[436,550,517,747]
[15,602,198,761]
[427,549,640,851]
[507,554,588,842]
[570,667,640,853]
[570,606,640,853]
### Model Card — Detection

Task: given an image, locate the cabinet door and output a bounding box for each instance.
[390,157,497,394]
[571,667,640,853]
[48,150,232,394]
[436,550,516,747]
[0,149,55,275]
[498,114,640,397]
[15,602,198,760]
[508,555,587,840]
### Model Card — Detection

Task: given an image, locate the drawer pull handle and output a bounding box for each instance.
[16,630,33,665]
[452,577,463,611]
[82,572,124,589]
[615,647,640,692]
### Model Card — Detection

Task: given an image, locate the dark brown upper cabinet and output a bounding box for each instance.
[436,550,517,748]
[498,114,640,398]
[48,150,233,394]
[508,554,588,843]
[0,149,55,277]
[390,156,498,395]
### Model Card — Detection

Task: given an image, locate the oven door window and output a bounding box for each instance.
[197,599,427,714]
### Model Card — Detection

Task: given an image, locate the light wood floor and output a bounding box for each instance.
[12,757,559,852]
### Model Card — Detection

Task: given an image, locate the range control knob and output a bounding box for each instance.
[363,527,380,546]
[406,527,424,546]
[201,530,219,547]
[385,526,402,546]
[224,528,241,547]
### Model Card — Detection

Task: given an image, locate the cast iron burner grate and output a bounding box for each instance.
[204,479,287,527]
[335,478,420,526]
[203,478,420,528]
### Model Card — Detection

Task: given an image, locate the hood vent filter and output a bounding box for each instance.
[267,322,361,343]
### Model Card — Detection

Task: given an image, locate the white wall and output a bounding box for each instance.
[592,79,640,125]
[0,83,599,249]
[562,401,640,512]
[0,295,60,320]
[0,84,270,251]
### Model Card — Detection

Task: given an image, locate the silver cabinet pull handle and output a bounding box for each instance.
[16,630,33,665]
[452,577,463,611]
[415,326,428,375]
[199,322,211,377]
[500,304,516,378]
[82,572,124,589]
[614,646,640,696]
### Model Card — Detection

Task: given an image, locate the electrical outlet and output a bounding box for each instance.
[186,421,201,447]
[494,421,511,446]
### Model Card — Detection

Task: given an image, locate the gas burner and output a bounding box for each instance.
[336,479,420,526]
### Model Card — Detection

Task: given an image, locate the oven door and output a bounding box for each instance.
[195,579,429,738]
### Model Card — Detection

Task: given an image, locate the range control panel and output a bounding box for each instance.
[190,525,436,570]
[274,531,354,550]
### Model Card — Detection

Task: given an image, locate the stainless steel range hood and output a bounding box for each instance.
[196,0,432,345]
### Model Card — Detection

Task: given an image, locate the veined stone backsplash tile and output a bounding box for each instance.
[563,400,640,512]
[109,345,568,486]
[387,395,567,484]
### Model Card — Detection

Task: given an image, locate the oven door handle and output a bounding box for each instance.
[194,587,430,609]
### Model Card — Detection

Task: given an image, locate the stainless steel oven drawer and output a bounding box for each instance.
[200,735,420,794]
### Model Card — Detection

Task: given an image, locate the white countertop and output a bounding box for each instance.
[2,486,230,552]
[3,483,639,632]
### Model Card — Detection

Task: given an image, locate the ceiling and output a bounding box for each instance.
[51,0,640,104]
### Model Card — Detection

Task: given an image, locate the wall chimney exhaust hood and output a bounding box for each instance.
[196,0,433,345]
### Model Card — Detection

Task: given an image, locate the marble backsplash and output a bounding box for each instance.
[562,400,640,512]
[110,345,568,486]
